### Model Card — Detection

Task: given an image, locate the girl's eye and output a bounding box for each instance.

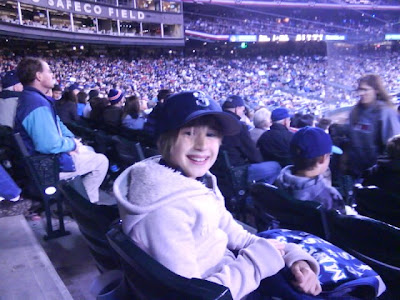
[182,130,192,136]
[207,131,219,137]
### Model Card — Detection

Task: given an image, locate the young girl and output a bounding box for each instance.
[114,91,321,299]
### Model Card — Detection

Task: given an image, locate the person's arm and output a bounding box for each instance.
[380,108,400,145]
[131,205,285,300]
[22,107,76,154]
[57,115,75,138]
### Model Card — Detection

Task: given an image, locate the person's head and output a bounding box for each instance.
[108,89,125,107]
[316,118,332,133]
[77,91,88,104]
[60,90,77,103]
[68,83,80,95]
[271,107,290,128]
[17,57,54,94]
[154,91,241,179]
[222,95,246,118]
[1,70,23,92]
[139,95,149,111]
[290,126,339,176]
[52,84,63,100]
[297,114,315,128]
[253,107,271,130]
[357,74,391,106]
[123,95,141,118]
[157,89,172,104]
[88,89,100,100]
[387,134,400,160]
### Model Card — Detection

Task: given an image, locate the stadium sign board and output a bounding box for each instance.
[19,0,182,24]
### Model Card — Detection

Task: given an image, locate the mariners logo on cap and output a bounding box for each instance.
[194,91,210,107]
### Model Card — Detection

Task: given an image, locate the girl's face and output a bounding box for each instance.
[169,125,222,179]
[357,83,376,105]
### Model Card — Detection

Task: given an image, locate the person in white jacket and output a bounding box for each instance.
[114,91,321,300]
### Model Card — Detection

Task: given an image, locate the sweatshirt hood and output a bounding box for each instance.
[276,165,326,201]
[114,156,222,234]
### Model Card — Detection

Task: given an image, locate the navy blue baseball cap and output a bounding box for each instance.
[154,91,241,136]
[1,71,20,89]
[222,95,245,109]
[290,126,342,159]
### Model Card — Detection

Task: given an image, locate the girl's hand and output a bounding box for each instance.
[290,260,322,296]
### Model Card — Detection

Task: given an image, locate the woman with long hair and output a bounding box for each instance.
[55,90,79,124]
[348,74,400,178]
[121,94,147,130]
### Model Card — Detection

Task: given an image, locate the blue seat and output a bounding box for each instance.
[106,224,233,300]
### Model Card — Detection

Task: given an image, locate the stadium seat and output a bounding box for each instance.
[13,133,70,240]
[211,150,250,222]
[353,184,400,228]
[111,136,145,168]
[326,211,400,297]
[249,182,330,239]
[58,176,120,273]
[106,223,233,300]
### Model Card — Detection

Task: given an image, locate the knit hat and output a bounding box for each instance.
[222,95,245,109]
[108,89,124,105]
[271,107,290,122]
[290,126,342,159]
[68,83,80,92]
[1,71,20,89]
[150,91,241,137]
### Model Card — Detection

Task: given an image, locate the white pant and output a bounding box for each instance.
[59,146,109,203]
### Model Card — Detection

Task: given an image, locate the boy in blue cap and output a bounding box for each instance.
[275,126,346,213]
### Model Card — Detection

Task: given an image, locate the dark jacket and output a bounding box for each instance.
[221,111,263,166]
[349,102,400,177]
[362,157,400,195]
[257,123,294,167]
[55,100,79,124]
[103,105,123,127]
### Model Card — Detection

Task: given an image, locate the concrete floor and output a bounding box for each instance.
[27,215,100,300]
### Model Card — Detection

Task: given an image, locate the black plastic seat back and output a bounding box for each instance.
[59,177,120,272]
[211,150,249,221]
[250,182,329,238]
[106,224,233,300]
[13,133,69,240]
[354,184,400,228]
[111,136,145,168]
[326,211,400,296]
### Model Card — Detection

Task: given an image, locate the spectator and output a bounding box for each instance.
[316,118,332,133]
[121,95,147,130]
[114,91,321,300]
[157,88,172,104]
[83,89,99,118]
[348,74,400,178]
[55,90,79,124]
[257,107,294,167]
[103,89,125,127]
[362,133,400,195]
[296,114,315,128]
[275,126,346,213]
[52,84,62,101]
[76,91,88,117]
[67,83,80,95]
[221,95,281,184]
[249,107,271,144]
[89,96,109,124]
[0,70,23,128]
[14,57,108,204]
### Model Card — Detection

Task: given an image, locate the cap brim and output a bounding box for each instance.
[184,111,241,136]
[332,145,343,155]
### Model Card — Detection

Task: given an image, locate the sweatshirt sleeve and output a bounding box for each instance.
[22,106,76,154]
[57,115,75,138]
[132,205,285,300]
[380,107,400,145]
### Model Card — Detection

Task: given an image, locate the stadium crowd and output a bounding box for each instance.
[1,51,399,118]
